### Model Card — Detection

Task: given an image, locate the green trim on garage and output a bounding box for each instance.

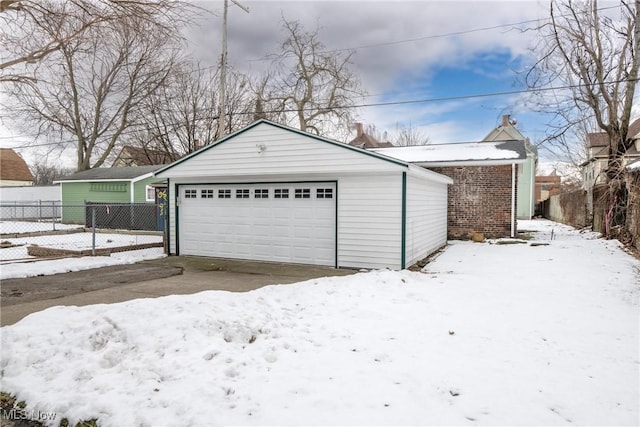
[174,182,180,256]
[166,180,171,254]
[401,172,407,270]
[334,181,339,268]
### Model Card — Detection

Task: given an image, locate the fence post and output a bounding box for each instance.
[92,205,96,256]
[52,202,56,231]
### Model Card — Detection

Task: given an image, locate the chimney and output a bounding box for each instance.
[502,115,511,127]
[355,122,363,138]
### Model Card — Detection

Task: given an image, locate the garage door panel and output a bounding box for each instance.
[179,182,336,266]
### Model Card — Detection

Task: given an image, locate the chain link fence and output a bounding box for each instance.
[1,202,166,263]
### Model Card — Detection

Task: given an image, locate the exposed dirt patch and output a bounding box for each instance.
[0,264,183,307]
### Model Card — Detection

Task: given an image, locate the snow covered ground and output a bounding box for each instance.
[1,219,638,426]
[0,231,164,265]
[0,247,166,280]
[0,220,82,234]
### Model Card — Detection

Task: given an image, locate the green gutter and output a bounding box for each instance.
[401,172,407,269]
[166,180,171,255]
[175,183,180,255]
[335,181,339,268]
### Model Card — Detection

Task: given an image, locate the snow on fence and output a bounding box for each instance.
[0,203,166,263]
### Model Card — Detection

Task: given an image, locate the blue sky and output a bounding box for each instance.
[184,0,566,157]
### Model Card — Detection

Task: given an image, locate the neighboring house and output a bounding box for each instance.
[581,118,640,189]
[154,119,452,270]
[55,166,166,228]
[535,172,562,203]
[112,145,175,167]
[347,123,394,149]
[374,140,527,239]
[0,148,34,187]
[483,115,538,220]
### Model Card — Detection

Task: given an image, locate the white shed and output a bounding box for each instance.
[155,120,452,270]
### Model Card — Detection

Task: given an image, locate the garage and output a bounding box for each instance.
[178,182,336,266]
[155,120,452,270]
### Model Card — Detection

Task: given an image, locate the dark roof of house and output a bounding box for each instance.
[588,144,640,159]
[587,118,640,148]
[0,148,34,182]
[112,146,175,166]
[347,133,394,149]
[57,165,163,182]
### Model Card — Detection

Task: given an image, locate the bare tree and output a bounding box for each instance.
[0,0,191,84]
[264,18,366,137]
[392,122,431,146]
[527,0,639,235]
[29,161,73,185]
[4,1,190,171]
[125,64,254,161]
[126,63,219,161]
[364,123,389,143]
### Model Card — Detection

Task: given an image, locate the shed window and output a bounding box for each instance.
[145,185,155,202]
[316,188,333,199]
[274,189,289,199]
[201,189,214,198]
[218,189,231,199]
[254,189,269,198]
[295,188,310,199]
[184,189,197,198]
[236,189,250,199]
[90,182,127,192]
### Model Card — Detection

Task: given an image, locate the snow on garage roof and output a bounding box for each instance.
[372,140,527,167]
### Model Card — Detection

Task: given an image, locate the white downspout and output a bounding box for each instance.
[511,163,516,237]
[130,181,135,203]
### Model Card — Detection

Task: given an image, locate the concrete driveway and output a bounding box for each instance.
[0,256,355,326]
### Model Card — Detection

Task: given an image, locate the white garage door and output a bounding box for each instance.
[178,182,336,266]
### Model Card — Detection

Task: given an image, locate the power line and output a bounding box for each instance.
[4,77,637,150]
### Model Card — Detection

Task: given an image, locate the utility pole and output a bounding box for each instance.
[217,0,249,140]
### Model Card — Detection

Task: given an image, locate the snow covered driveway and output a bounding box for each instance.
[1,219,638,426]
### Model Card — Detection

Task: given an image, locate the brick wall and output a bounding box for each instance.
[430,165,516,239]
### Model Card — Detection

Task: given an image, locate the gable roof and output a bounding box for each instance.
[347,133,394,149]
[57,165,163,182]
[483,115,527,142]
[0,148,34,182]
[373,140,528,167]
[155,119,409,177]
[587,118,640,148]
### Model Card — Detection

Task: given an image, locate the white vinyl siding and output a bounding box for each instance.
[337,174,403,269]
[405,172,449,267]
[158,123,404,179]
